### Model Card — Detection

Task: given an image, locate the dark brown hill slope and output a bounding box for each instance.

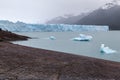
[0,29,29,41]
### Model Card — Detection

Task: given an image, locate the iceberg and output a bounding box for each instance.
[49,36,56,40]
[72,34,93,41]
[100,44,116,54]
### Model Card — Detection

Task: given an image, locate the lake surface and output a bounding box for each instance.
[13,31,120,62]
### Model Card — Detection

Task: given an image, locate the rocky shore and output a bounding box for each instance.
[0,30,120,80]
[0,29,29,41]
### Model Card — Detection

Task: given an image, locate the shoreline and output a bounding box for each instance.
[0,42,120,80]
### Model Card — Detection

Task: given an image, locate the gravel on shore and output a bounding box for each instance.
[0,42,120,80]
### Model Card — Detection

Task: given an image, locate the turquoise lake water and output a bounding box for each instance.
[13,31,120,62]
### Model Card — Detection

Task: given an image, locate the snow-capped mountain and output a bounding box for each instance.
[46,0,120,30]
[0,20,109,32]
[76,0,120,30]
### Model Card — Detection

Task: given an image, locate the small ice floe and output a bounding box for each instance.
[72,34,92,41]
[49,36,56,40]
[100,44,117,54]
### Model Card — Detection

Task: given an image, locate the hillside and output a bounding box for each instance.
[0,29,29,41]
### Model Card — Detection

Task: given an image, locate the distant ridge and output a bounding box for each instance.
[46,13,88,24]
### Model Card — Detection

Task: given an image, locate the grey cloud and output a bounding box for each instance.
[0,0,112,23]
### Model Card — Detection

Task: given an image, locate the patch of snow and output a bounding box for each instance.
[102,3,115,9]
[101,0,120,10]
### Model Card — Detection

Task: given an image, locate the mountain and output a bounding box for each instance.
[46,0,120,30]
[0,20,109,32]
[46,13,88,24]
[76,1,120,30]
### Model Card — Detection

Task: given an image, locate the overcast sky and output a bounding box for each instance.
[0,0,112,23]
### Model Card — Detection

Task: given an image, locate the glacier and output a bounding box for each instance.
[0,21,109,32]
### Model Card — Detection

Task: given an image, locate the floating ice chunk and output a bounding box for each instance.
[100,44,117,54]
[49,36,56,40]
[72,34,92,41]
[79,34,93,40]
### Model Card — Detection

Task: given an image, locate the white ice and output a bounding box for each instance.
[100,44,117,54]
[49,36,56,40]
[72,34,92,41]
[0,21,109,32]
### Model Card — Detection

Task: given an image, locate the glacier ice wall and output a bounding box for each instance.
[0,21,109,32]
